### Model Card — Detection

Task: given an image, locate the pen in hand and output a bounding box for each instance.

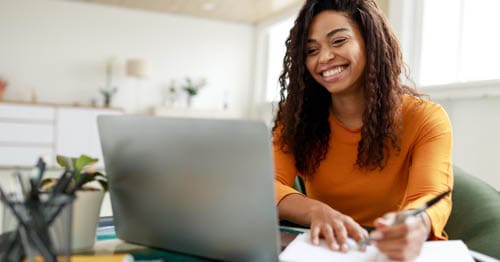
[357,190,451,248]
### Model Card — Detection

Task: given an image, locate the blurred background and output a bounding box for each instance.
[0,0,498,199]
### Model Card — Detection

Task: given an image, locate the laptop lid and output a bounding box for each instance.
[97,115,280,261]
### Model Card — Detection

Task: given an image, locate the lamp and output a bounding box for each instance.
[126,59,149,79]
[125,58,149,113]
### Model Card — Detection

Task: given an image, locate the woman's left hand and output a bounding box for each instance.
[371,211,431,261]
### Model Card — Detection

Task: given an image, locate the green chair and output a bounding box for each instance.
[291,167,500,258]
[444,166,500,259]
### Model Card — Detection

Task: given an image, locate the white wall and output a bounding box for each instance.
[435,96,500,190]
[388,0,500,190]
[0,0,255,115]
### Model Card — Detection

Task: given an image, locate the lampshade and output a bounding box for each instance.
[126,59,149,78]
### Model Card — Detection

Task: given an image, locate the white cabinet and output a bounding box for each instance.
[0,103,55,166]
[55,107,121,167]
[152,107,241,119]
[0,146,55,167]
[0,122,54,144]
[0,102,122,168]
[0,103,55,121]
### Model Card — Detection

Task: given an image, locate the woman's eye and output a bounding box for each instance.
[306,48,318,55]
[332,38,347,46]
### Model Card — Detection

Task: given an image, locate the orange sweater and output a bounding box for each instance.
[274,95,453,239]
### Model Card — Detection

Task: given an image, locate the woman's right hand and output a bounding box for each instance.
[308,201,369,252]
[278,194,368,252]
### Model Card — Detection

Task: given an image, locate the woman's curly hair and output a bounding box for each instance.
[273,0,420,178]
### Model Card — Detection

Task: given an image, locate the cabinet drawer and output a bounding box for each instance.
[0,122,54,144]
[0,146,54,166]
[0,104,55,121]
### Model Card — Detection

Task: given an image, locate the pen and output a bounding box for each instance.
[14,172,28,201]
[34,156,47,186]
[357,190,451,248]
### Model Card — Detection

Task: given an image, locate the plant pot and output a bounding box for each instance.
[71,190,105,251]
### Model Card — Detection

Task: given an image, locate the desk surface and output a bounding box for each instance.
[83,225,498,262]
[81,226,307,261]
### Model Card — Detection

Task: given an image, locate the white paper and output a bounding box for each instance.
[280,233,474,262]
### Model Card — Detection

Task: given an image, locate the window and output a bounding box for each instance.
[265,17,294,102]
[419,0,500,86]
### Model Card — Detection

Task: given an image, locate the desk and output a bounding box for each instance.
[81,226,306,261]
[82,226,500,262]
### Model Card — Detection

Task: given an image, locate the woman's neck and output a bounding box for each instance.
[331,91,365,129]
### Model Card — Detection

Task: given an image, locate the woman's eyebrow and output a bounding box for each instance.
[307,27,349,43]
[326,27,348,37]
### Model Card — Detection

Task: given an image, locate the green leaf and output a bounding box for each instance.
[97,179,108,192]
[56,155,74,170]
[40,178,58,192]
[93,172,107,179]
[75,173,94,189]
[56,154,108,192]
[75,154,98,171]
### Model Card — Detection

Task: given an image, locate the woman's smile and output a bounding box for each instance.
[320,64,348,82]
[305,10,366,95]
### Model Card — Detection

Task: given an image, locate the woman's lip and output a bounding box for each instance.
[319,64,348,74]
[320,65,348,82]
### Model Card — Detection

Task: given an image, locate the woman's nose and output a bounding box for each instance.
[319,48,335,64]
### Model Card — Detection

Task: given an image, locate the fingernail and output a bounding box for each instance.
[341,244,349,252]
[313,238,319,245]
[331,243,339,250]
[370,231,383,240]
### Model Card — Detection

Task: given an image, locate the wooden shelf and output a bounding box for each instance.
[152,107,241,119]
[0,100,123,111]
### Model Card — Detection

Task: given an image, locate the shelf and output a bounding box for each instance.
[152,107,241,119]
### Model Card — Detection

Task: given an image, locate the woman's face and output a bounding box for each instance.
[305,10,366,96]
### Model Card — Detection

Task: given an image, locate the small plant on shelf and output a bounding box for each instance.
[0,77,7,101]
[181,77,207,108]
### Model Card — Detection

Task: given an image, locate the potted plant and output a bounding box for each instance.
[181,77,206,108]
[0,78,7,101]
[99,57,118,108]
[41,154,108,251]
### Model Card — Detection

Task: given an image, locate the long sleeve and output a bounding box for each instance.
[400,103,453,240]
[273,143,303,205]
[271,96,454,234]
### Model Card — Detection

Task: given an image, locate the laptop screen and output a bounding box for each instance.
[98,115,280,261]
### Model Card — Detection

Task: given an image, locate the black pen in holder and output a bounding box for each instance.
[0,168,76,262]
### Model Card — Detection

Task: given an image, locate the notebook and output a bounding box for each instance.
[280,232,474,262]
[97,115,280,262]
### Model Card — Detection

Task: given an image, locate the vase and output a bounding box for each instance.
[70,190,105,251]
[50,190,105,251]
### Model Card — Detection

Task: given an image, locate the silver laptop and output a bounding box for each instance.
[97,115,280,261]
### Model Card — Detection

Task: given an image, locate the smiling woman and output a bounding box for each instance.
[304,11,366,102]
[272,0,453,261]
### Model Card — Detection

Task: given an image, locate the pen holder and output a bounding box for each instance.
[0,192,75,262]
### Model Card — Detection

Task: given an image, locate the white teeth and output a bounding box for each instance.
[322,66,345,77]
